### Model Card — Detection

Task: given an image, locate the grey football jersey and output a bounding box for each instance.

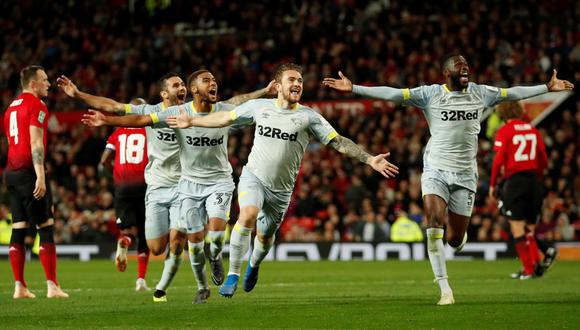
[153,101,236,184]
[125,102,181,186]
[404,83,507,172]
[231,99,338,191]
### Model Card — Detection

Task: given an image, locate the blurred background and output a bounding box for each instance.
[0,0,578,248]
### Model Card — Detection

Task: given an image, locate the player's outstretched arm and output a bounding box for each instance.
[81,109,153,128]
[504,69,574,101]
[223,80,277,105]
[328,135,399,178]
[29,125,46,199]
[57,75,126,115]
[323,71,405,102]
[167,108,233,128]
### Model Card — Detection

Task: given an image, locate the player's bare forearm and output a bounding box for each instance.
[223,90,265,106]
[329,135,372,164]
[189,111,233,128]
[77,91,126,115]
[30,126,46,181]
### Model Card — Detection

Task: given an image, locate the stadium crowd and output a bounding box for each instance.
[0,0,578,244]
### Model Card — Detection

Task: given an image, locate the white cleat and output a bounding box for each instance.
[136,278,150,291]
[454,233,468,252]
[47,281,69,299]
[437,291,455,306]
[115,237,131,272]
[13,282,36,299]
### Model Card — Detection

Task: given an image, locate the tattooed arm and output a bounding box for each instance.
[57,75,126,115]
[29,125,46,199]
[222,80,276,105]
[329,135,399,178]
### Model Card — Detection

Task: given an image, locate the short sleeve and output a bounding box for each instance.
[405,85,435,109]
[106,130,118,151]
[150,104,189,129]
[29,102,48,128]
[476,84,507,108]
[493,126,506,152]
[230,100,258,127]
[125,103,158,115]
[307,110,338,145]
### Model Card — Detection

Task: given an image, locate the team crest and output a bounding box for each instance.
[291,118,303,127]
[38,111,46,124]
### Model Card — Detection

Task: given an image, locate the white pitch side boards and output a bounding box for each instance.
[221,242,510,261]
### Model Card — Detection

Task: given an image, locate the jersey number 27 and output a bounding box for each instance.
[512,133,536,162]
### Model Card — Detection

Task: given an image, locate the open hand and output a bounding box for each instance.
[369,152,399,178]
[56,75,79,98]
[33,177,46,200]
[166,108,191,128]
[547,69,574,91]
[265,79,277,96]
[322,71,354,92]
[81,109,107,127]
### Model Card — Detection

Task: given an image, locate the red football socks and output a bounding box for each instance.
[137,248,150,279]
[39,243,58,285]
[9,243,27,286]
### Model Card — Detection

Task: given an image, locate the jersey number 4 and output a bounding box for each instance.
[118,134,146,164]
[9,112,19,145]
[512,133,536,161]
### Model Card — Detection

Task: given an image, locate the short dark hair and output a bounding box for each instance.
[20,65,45,89]
[187,69,210,90]
[158,72,181,91]
[273,63,303,83]
[441,54,464,72]
[495,102,523,121]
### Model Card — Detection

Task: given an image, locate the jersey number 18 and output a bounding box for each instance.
[118,134,145,164]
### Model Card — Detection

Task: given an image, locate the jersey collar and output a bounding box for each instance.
[275,99,299,110]
[443,84,467,93]
[190,101,215,113]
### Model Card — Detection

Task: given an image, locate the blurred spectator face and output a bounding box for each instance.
[191,72,218,104]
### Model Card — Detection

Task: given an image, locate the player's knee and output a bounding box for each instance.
[169,239,185,255]
[448,235,463,248]
[187,231,205,243]
[149,244,165,256]
[239,207,259,225]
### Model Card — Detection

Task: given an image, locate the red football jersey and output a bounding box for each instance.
[106,127,148,186]
[3,93,48,171]
[490,119,548,187]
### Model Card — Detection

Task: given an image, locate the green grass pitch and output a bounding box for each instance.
[0,259,579,329]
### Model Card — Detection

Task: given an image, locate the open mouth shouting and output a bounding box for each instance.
[289,87,301,98]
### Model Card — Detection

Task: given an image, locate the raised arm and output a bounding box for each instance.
[167,108,234,129]
[323,71,405,102]
[82,110,153,128]
[29,126,46,199]
[222,80,276,105]
[504,69,574,101]
[57,75,126,115]
[328,135,399,178]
